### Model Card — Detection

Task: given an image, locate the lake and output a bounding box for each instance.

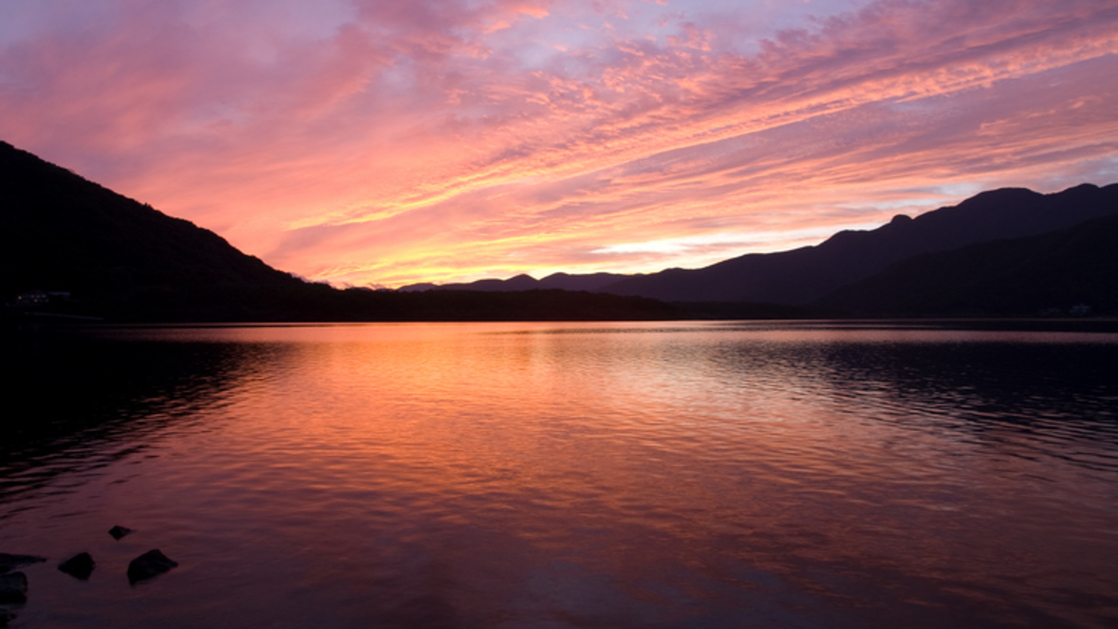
[2,320,1117,628]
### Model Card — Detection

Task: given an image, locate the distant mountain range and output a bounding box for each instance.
[3,139,1116,321]
[401,271,632,294]
[403,183,1118,315]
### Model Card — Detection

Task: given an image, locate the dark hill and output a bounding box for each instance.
[814,214,1118,317]
[0,141,678,322]
[0,140,311,319]
[598,184,1118,303]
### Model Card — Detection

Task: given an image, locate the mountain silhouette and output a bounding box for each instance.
[411,184,1118,306]
[0,141,676,322]
[5,139,1116,321]
[400,272,631,293]
[0,140,317,319]
[598,184,1118,303]
[814,214,1118,317]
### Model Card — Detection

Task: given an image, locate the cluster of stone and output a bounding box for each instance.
[0,525,178,625]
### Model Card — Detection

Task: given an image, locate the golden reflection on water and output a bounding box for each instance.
[3,321,1118,628]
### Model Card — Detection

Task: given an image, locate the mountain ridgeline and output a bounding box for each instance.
[3,138,1117,321]
[405,183,1118,316]
[1,142,310,320]
[816,213,1118,316]
[603,184,1118,305]
[0,141,675,322]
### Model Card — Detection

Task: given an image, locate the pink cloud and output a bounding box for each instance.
[1,0,1116,287]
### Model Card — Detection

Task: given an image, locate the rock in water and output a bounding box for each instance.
[108,525,134,540]
[0,554,45,574]
[127,550,178,584]
[0,572,28,604]
[58,553,95,580]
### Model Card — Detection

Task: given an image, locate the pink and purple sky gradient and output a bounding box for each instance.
[2,0,1117,287]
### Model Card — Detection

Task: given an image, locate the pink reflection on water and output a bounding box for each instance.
[2,322,1117,628]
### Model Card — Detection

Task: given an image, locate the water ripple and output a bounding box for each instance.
[2,322,1117,628]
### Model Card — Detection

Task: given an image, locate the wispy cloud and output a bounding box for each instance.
[2,0,1116,286]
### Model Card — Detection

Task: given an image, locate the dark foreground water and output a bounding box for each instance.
[2,321,1117,628]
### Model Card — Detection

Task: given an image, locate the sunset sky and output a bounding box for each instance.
[2,0,1116,288]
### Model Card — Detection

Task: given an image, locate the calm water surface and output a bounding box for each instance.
[2,321,1118,628]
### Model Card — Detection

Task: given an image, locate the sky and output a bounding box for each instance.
[2,0,1117,288]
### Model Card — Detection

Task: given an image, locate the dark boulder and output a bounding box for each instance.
[58,553,95,580]
[127,549,178,584]
[0,572,28,604]
[108,525,134,540]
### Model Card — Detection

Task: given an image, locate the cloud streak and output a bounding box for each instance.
[2,0,1116,286]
